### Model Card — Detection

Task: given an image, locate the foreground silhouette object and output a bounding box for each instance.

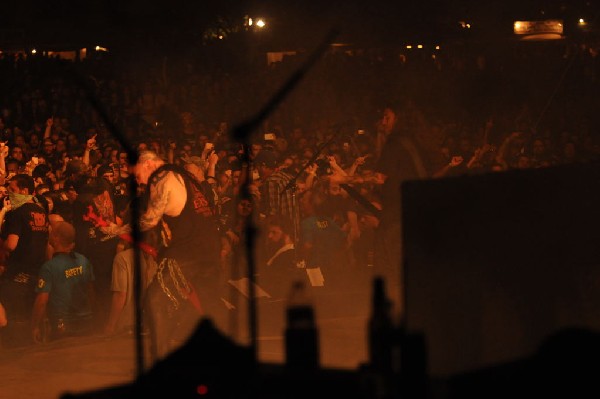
[61,315,364,399]
[61,318,254,399]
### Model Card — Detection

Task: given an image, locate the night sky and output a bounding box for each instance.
[1,0,597,50]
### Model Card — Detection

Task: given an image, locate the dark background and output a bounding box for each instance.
[1,0,597,51]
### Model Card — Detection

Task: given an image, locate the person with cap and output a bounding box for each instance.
[252,148,295,222]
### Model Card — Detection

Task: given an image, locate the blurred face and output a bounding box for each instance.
[181,112,193,125]
[15,135,26,147]
[283,158,293,169]
[68,134,78,147]
[532,139,545,156]
[182,144,192,155]
[134,160,154,185]
[119,152,129,166]
[11,147,23,161]
[302,148,313,160]
[55,140,66,153]
[102,169,116,184]
[218,172,230,186]
[237,199,252,217]
[380,107,396,134]
[65,187,77,203]
[6,162,19,175]
[43,141,55,154]
[232,170,241,186]
[328,182,342,196]
[250,144,261,159]
[29,134,40,147]
[267,225,284,244]
[8,179,26,195]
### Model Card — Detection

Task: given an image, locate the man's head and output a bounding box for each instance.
[237,197,253,217]
[250,143,262,160]
[55,138,67,154]
[6,158,21,176]
[49,221,76,252]
[266,216,294,247]
[42,139,55,155]
[253,149,279,179]
[378,107,397,135]
[8,173,34,195]
[29,133,40,148]
[65,159,87,178]
[32,163,52,187]
[10,146,24,161]
[118,151,129,166]
[134,150,165,185]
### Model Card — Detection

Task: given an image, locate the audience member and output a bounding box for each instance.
[0,174,49,347]
[31,221,95,343]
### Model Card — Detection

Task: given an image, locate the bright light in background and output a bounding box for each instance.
[459,21,471,29]
[31,49,37,54]
[417,44,423,49]
[435,45,440,50]
[514,19,563,37]
[243,15,266,31]
[95,45,108,52]
[579,18,586,25]
[406,45,412,49]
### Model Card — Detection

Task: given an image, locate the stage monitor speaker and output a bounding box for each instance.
[402,161,600,378]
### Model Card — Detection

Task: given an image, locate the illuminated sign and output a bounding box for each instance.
[514,20,563,36]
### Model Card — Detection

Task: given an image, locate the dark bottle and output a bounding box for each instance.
[368,276,394,373]
[284,281,319,370]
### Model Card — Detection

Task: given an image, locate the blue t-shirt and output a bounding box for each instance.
[300,216,347,269]
[35,252,95,323]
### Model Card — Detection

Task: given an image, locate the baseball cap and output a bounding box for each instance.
[253,150,279,168]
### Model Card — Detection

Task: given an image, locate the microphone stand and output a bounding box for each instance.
[281,123,348,263]
[232,29,339,367]
[65,68,144,376]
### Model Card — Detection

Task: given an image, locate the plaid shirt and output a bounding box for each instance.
[260,169,295,219]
